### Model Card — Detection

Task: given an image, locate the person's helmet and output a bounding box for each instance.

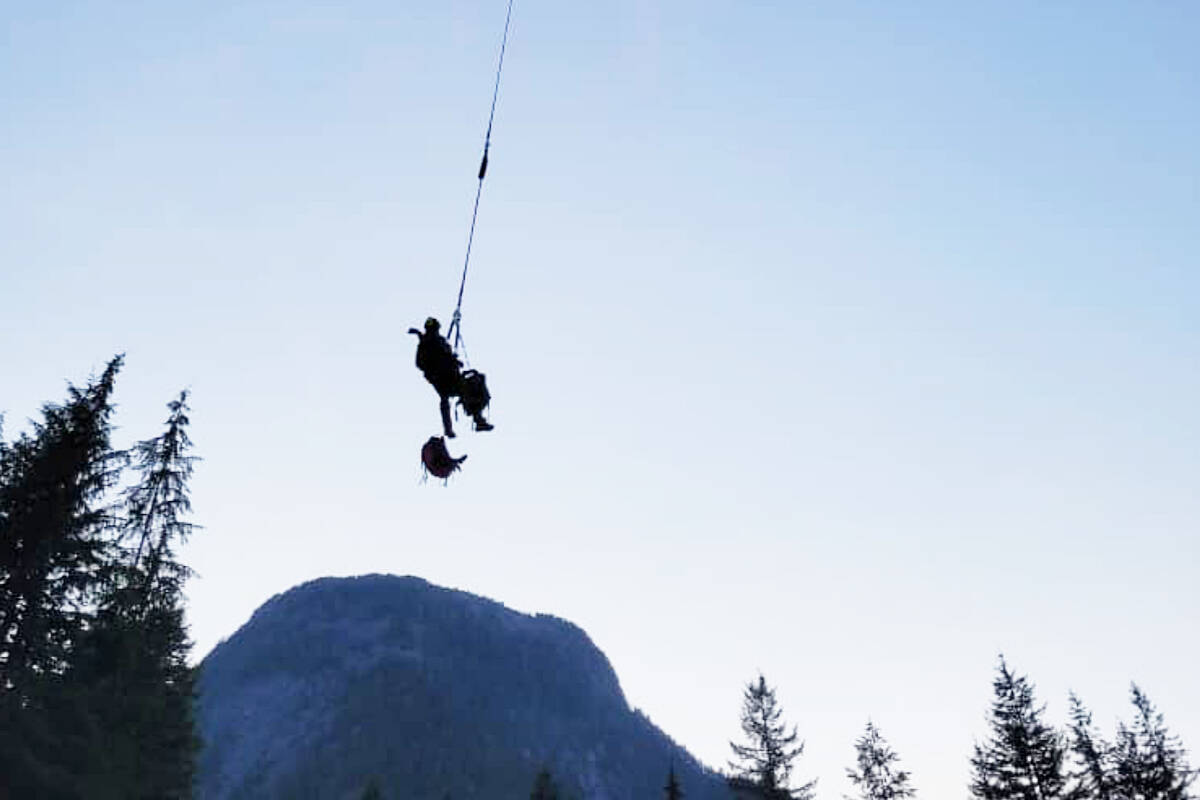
[425,317,440,331]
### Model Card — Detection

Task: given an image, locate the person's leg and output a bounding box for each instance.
[439,395,455,437]
[461,370,493,431]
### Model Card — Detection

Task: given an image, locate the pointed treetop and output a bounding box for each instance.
[846,720,916,800]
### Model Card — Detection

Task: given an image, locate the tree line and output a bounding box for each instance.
[719,659,1195,800]
[0,356,199,798]
[359,657,1194,800]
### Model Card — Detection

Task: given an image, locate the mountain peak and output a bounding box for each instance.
[197,574,723,800]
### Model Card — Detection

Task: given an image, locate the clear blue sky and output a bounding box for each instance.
[3,2,1198,797]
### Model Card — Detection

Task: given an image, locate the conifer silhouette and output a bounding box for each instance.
[969,656,1068,800]
[1111,685,1196,800]
[846,720,916,800]
[665,763,685,799]
[1067,693,1115,800]
[728,673,816,800]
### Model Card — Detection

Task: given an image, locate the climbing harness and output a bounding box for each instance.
[445,0,515,359]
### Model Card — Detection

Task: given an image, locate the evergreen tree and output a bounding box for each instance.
[0,356,123,696]
[846,720,916,800]
[1067,693,1115,800]
[1111,685,1195,800]
[728,673,816,800]
[119,390,198,607]
[0,358,124,795]
[531,766,559,800]
[68,390,200,798]
[665,762,685,800]
[361,777,385,799]
[969,656,1069,800]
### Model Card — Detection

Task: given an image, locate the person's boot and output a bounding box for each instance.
[473,415,494,432]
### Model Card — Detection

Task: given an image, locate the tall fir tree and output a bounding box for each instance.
[0,356,123,696]
[1111,684,1195,800]
[1067,693,1115,800]
[0,357,124,796]
[846,720,916,800]
[120,390,198,606]
[969,657,1069,800]
[531,766,559,800]
[728,673,816,800]
[68,390,200,798]
[665,763,685,800]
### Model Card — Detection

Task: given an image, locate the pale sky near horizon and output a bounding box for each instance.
[3,2,1198,797]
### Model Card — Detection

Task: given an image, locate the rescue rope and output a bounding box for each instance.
[447,0,515,357]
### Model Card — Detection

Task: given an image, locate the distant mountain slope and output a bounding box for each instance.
[195,575,728,800]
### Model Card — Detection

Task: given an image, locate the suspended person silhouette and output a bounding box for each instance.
[408,317,494,437]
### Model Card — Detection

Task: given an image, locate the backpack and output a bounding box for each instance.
[459,369,491,417]
[421,436,466,480]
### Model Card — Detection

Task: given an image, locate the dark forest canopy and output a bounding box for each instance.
[0,357,199,798]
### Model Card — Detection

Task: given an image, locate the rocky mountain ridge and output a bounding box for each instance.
[196,574,727,799]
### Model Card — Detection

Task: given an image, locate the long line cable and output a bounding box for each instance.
[447,0,515,356]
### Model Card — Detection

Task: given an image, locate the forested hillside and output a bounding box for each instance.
[196,575,727,800]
